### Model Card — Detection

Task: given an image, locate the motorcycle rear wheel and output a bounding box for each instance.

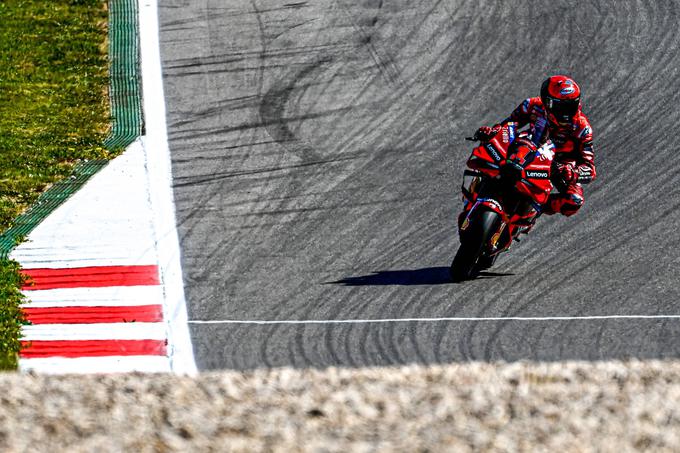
[450,209,501,282]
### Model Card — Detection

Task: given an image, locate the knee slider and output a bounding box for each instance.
[568,193,584,206]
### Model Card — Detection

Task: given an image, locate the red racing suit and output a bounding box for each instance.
[501,97,596,216]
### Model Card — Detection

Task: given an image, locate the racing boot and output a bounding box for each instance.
[514,214,540,239]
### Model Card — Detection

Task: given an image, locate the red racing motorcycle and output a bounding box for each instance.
[450,123,555,282]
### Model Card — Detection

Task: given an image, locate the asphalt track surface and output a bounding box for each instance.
[159,0,680,370]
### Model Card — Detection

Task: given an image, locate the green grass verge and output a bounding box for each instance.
[0,260,27,370]
[0,0,110,369]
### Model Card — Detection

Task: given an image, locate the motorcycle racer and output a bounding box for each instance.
[476,75,596,216]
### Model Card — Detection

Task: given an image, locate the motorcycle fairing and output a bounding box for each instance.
[505,141,553,205]
[458,124,556,253]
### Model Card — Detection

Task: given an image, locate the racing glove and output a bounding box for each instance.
[556,163,578,185]
[475,125,501,141]
[577,166,594,184]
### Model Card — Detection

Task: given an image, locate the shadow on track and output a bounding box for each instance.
[328,267,514,286]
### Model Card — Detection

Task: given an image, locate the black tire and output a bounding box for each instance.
[450,210,501,282]
[476,253,497,271]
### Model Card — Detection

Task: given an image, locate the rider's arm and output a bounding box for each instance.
[477,98,533,141]
[500,98,533,128]
[575,123,596,183]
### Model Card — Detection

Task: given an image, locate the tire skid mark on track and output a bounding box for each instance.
[259,60,330,162]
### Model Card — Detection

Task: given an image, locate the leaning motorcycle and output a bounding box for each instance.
[450,123,554,282]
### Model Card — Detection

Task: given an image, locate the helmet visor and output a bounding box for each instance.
[546,97,580,122]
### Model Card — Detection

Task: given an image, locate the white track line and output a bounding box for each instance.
[139,0,197,375]
[22,322,166,341]
[188,315,680,325]
[20,356,172,374]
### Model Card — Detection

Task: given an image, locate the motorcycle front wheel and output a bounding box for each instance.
[450,209,501,282]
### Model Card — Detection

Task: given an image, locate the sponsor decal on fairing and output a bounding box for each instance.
[525,170,549,179]
[485,144,502,162]
[476,198,503,212]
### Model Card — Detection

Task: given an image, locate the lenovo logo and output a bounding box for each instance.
[526,170,549,179]
[485,144,502,162]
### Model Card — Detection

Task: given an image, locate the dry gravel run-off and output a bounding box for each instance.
[2,361,680,451]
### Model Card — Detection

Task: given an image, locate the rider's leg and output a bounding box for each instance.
[543,183,584,216]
